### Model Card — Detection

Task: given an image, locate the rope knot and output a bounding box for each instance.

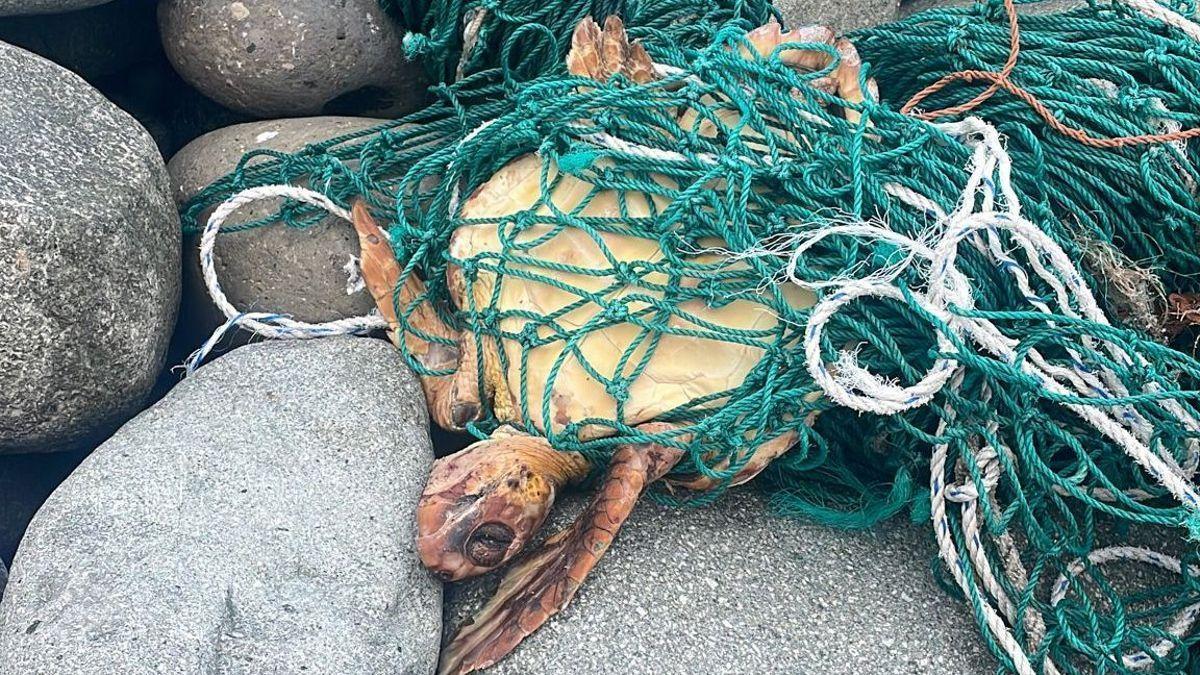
[945,20,970,52]
[604,299,630,321]
[604,379,629,401]
[517,321,539,346]
[402,32,434,59]
[459,257,480,280]
[613,261,636,283]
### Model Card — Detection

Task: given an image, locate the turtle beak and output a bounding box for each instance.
[416,438,569,581]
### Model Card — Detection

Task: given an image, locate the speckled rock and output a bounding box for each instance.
[168,117,387,345]
[158,0,428,118]
[0,337,441,674]
[446,490,997,674]
[0,0,111,16]
[776,0,899,31]
[0,0,159,81]
[0,42,180,454]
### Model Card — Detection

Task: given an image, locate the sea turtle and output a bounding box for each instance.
[351,16,875,674]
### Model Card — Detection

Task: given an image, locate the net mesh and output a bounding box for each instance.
[181,0,1200,672]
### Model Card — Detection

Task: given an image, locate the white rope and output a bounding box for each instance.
[780,116,1200,672]
[455,7,489,82]
[185,185,388,374]
[1050,546,1200,669]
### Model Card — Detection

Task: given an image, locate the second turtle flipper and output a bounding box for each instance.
[351,200,484,431]
[438,424,684,675]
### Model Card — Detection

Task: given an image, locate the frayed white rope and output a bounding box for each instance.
[776,116,1200,673]
[794,117,1200,508]
[185,185,388,374]
[343,255,367,295]
[455,7,489,82]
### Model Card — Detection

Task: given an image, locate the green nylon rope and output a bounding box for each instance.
[181,1,1200,672]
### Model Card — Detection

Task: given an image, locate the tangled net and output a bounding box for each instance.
[183,0,1200,672]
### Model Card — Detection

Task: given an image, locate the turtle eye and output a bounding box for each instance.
[465,522,516,567]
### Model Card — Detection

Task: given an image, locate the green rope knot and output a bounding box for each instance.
[604,379,630,402]
[557,148,600,174]
[516,321,539,346]
[612,261,636,284]
[402,31,437,60]
[458,256,480,280]
[603,299,631,321]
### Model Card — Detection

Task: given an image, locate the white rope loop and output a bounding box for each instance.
[803,281,960,415]
[780,115,1200,674]
[185,185,388,373]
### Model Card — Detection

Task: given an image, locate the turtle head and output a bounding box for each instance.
[416,433,588,581]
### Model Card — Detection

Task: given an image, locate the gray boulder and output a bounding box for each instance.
[168,117,388,343]
[0,337,441,675]
[0,0,110,16]
[0,42,180,454]
[447,490,996,674]
[0,450,89,564]
[776,0,899,31]
[158,0,428,118]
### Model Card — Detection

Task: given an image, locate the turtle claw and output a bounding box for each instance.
[566,15,656,84]
[438,426,684,675]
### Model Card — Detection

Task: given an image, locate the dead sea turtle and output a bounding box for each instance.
[352,17,874,674]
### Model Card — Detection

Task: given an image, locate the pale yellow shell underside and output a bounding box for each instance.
[453,154,815,437]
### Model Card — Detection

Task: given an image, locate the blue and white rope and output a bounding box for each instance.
[785,117,1200,674]
[184,184,388,374]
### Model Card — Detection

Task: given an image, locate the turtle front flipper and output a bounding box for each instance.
[351,201,483,430]
[438,423,684,675]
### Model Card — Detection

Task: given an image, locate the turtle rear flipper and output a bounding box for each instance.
[438,423,684,675]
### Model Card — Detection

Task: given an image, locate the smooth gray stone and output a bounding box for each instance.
[0,41,180,454]
[168,117,388,347]
[446,490,996,674]
[0,0,110,16]
[0,450,89,564]
[0,337,441,675]
[776,0,900,31]
[157,0,428,117]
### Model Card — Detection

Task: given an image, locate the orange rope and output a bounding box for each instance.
[900,0,1200,148]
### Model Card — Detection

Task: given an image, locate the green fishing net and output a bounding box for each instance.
[182,0,1200,672]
